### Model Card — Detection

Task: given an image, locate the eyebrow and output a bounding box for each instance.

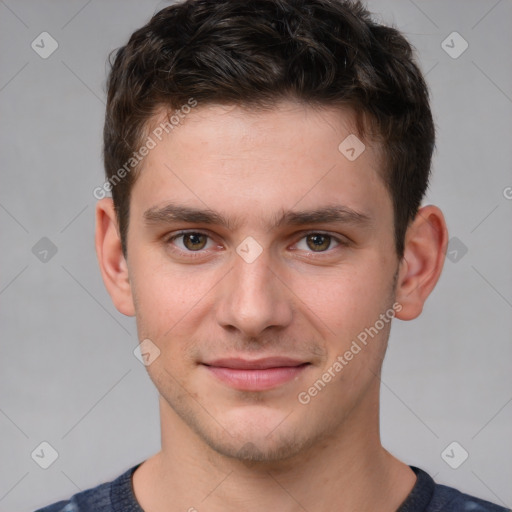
[143,202,372,231]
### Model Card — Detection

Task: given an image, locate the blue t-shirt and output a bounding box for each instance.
[34,463,510,512]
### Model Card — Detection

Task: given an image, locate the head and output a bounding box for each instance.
[96,0,448,466]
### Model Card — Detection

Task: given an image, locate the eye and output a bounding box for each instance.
[166,231,216,253]
[294,233,344,253]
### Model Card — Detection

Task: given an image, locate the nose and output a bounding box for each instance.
[215,246,293,339]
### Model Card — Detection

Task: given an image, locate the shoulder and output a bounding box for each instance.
[33,480,112,512]
[429,481,510,512]
[402,466,509,512]
[33,463,142,512]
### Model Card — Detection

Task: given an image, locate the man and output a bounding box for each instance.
[35,0,509,511]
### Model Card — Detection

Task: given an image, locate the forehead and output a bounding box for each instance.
[130,101,391,228]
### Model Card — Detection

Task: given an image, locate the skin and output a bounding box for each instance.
[95,100,448,512]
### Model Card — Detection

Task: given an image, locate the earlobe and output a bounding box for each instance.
[395,205,449,321]
[94,198,135,317]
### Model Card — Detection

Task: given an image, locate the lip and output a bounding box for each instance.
[202,357,310,391]
[204,357,307,369]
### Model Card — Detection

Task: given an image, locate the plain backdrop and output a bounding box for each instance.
[0,1,511,511]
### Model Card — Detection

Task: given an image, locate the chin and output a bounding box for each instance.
[196,409,321,465]
[159,380,327,465]
[204,429,309,464]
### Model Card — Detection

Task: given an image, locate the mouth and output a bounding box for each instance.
[201,357,311,391]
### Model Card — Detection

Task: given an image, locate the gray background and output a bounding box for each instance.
[1,0,511,510]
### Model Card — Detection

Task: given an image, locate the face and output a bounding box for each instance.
[124,101,400,463]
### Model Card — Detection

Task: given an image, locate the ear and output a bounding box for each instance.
[395,205,449,321]
[94,198,135,317]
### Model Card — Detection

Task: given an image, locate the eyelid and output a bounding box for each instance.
[290,231,349,252]
[165,230,220,256]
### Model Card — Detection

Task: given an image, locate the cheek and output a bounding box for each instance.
[129,255,217,339]
[291,261,392,335]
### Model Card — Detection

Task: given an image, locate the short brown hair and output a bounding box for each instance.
[103,0,435,259]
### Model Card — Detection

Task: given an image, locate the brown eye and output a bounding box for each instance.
[305,234,332,252]
[182,233,208,251]
[165,231,220,260]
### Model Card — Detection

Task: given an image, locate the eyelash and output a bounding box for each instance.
[164,230,349,259]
